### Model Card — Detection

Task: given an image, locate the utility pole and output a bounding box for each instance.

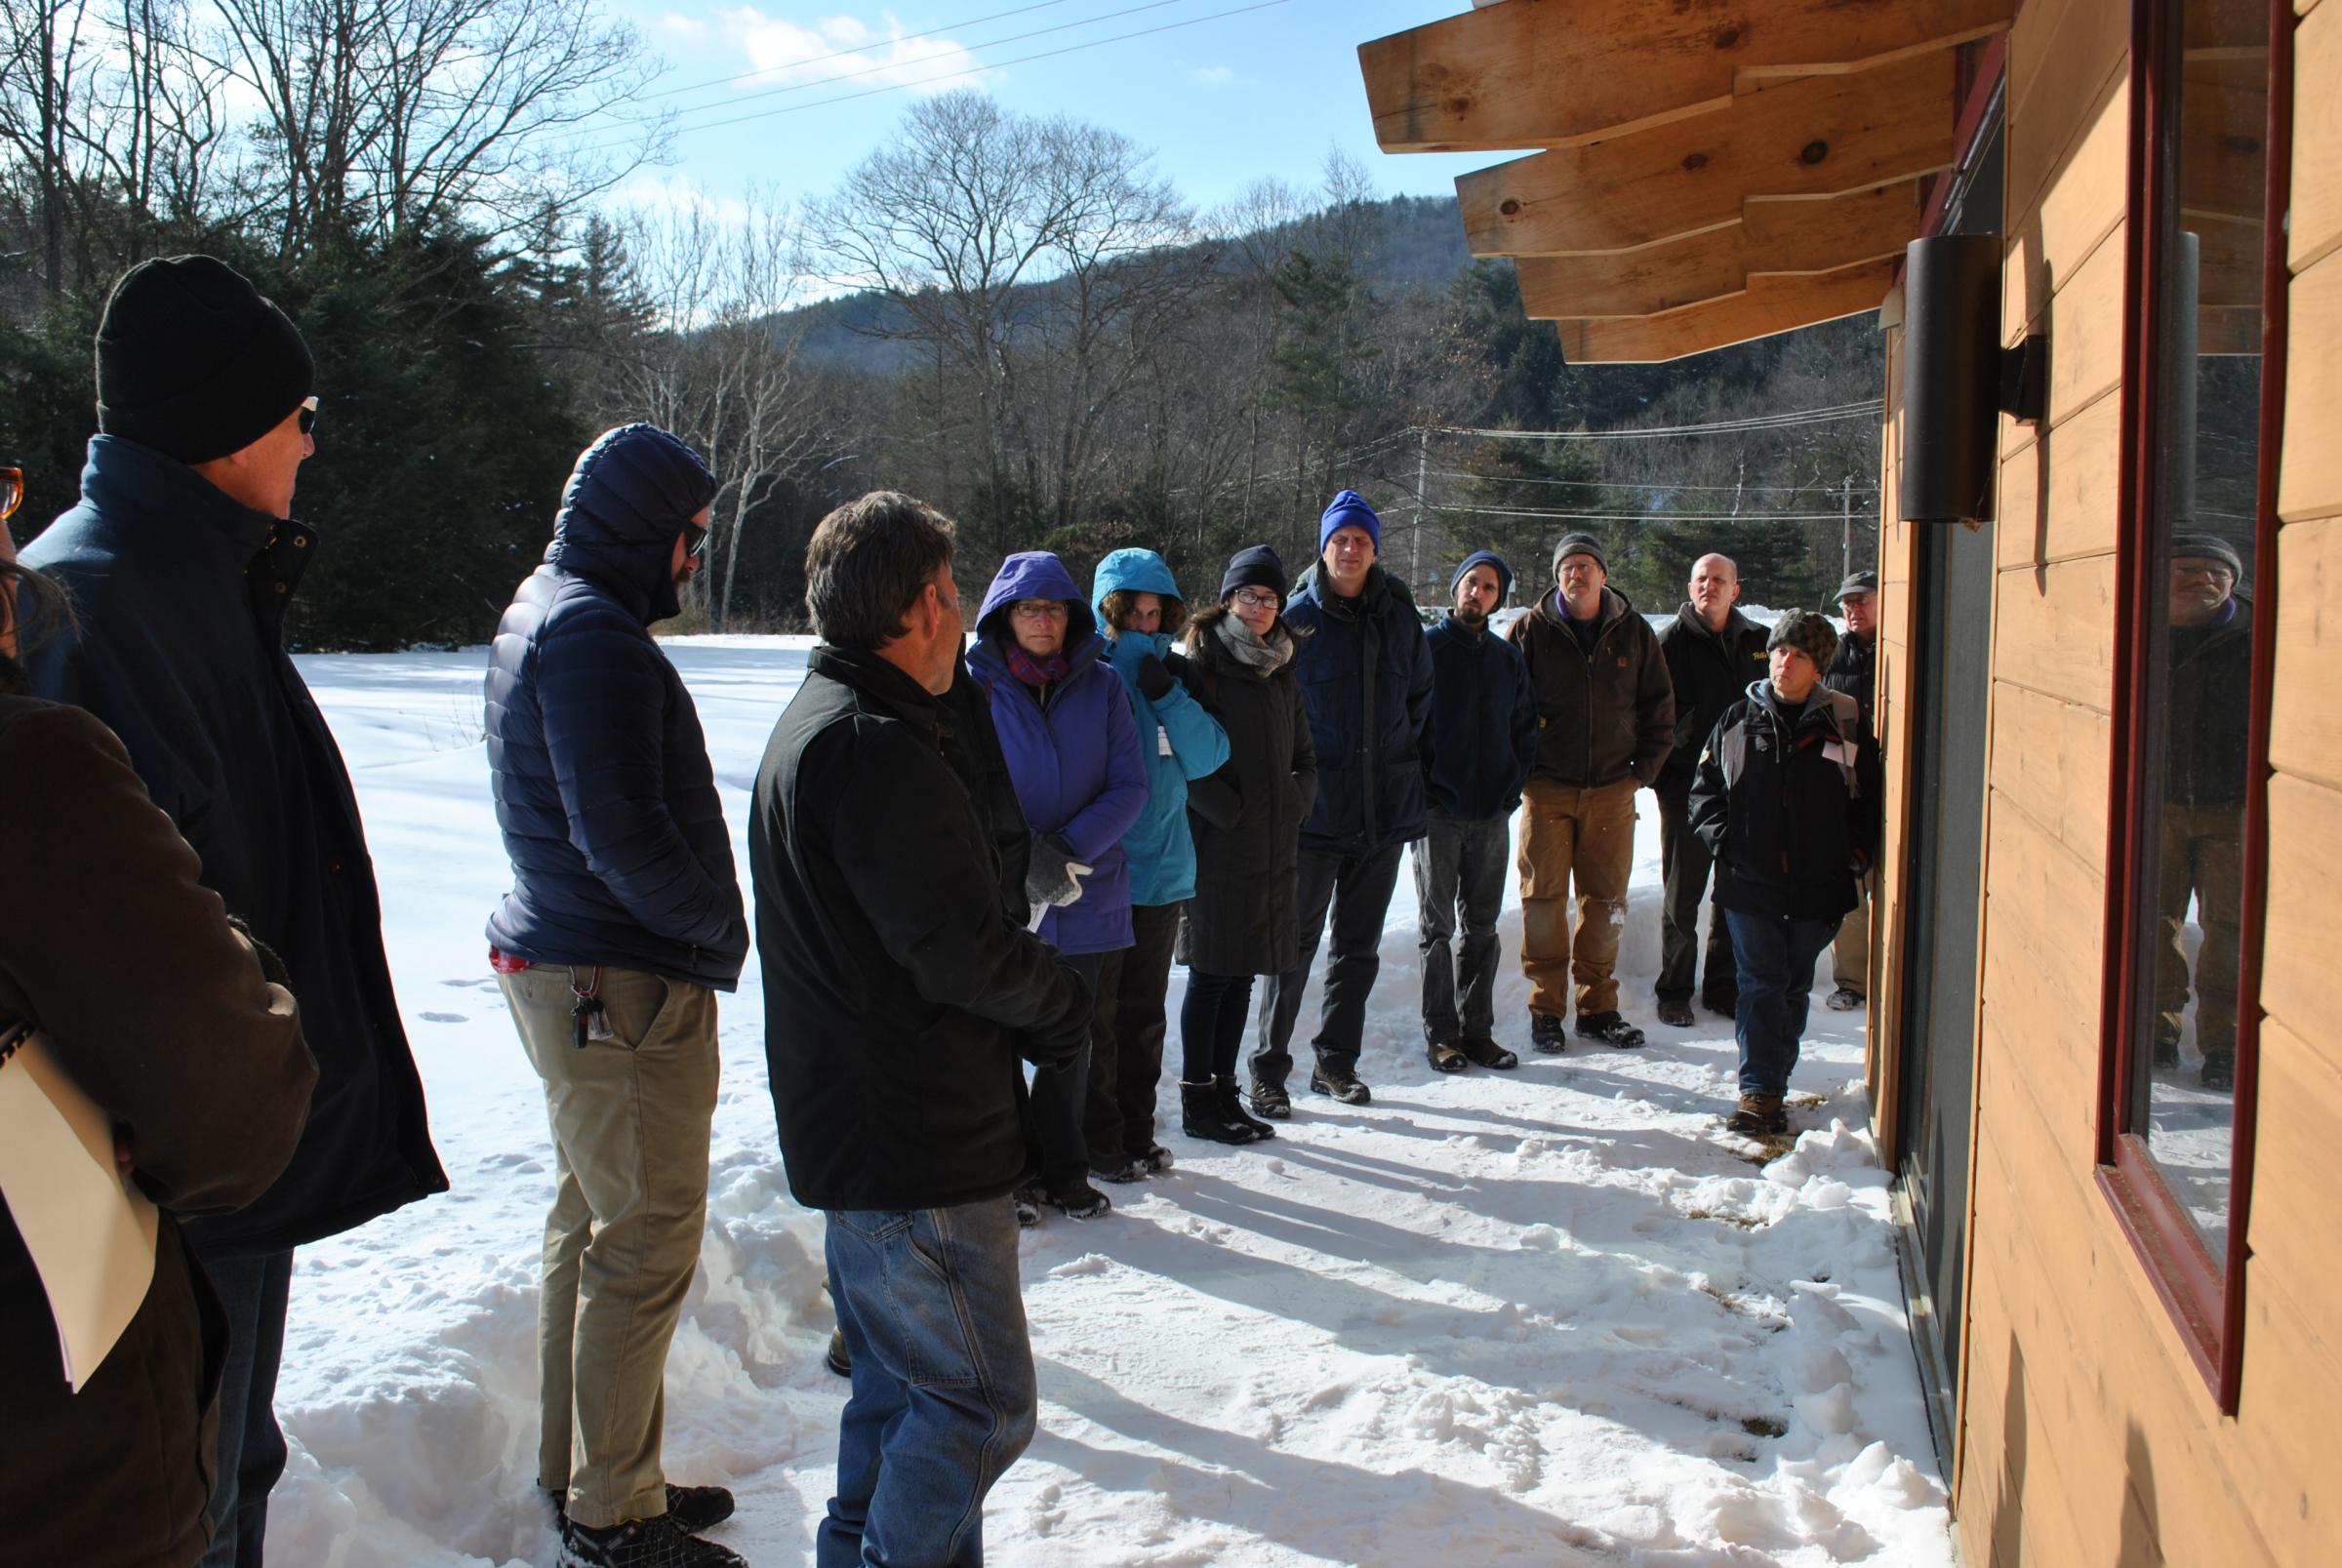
[1841,473,1853,580]
[1413,427,1429,590]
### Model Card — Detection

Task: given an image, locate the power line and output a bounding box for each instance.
[1430,401,1883,441]
[591,0,1297,151]
[1418,504,1869,523]
[1423,466,1877,495]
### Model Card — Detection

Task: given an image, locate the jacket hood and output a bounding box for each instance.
[1091,547,1185,623]
[976,550,1099,648]
[547,424,718,624]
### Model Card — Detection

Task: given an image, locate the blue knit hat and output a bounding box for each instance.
[1319,490,1382,553]
[1450,549,1514,600]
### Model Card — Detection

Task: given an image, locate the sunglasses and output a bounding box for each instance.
[298,396,319,437]
[0,465,20,523]
[681,519,709,560]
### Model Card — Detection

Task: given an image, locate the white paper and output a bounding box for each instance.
[1157,725,1173,757]
[1823,739,1856,767]
[0,1031,159,1391]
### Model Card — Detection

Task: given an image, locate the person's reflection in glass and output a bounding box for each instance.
[2156,532,2251,1092]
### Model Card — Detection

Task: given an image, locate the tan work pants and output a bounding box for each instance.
[1832,869,1875,997]
[1516,775,1640,1019]
[499,963,720,1529]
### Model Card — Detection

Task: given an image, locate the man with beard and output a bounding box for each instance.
[1414,550,1537,1071]
[482,424,750,1568]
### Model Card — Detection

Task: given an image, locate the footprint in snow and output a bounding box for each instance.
[419,1012,467,1024]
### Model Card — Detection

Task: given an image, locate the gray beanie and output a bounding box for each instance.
[2170,532,2243,579]
[1767,610,1839,671]
[1552,531,1606,577]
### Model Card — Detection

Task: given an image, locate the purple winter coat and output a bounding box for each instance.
[966,552,1150,956]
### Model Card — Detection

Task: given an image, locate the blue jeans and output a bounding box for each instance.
[193,1249,294,1568]
[821,1198,1036,1568]
[1722,908,1837,1098]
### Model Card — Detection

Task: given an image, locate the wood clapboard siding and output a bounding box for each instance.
[2293,0,2342,273]
[2278,252,2342,524]
[2268,512,2342,788]
[1997,388,2124,568]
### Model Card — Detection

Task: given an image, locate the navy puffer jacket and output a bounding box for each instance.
[1284,562,1434,854]
[483,425,747,990]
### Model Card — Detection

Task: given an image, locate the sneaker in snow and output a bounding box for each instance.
[550,1486,736,1537]
[1309,1065,1372,1105]
[1824,985,1864,1012]
[561,1512,745,1568]
[1247,1078,1292,1120]
[1574,1011,1646,1049]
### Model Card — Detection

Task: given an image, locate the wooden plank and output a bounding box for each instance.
[1457,54,1960,259]
[2260,770,2342,1036]
[1552,261,1894,362]
[1997,387,2123,569]
[2005,0,2134,230]
[2004,72,2130,345]
[1515,181,1923,317]
[2300,0,2342,272]
[1979,790,2109,1123]
[2040,219,2130,428]
[1356,0,2014,155]
[2241,1016,2342,1299]
[2269,513,2342,788]
[2178,69,2271,227]
[2280,253,2342,523]
[2231,1253,2342,1562]
[1992,552,2118,712]
[1988,679,2114,861]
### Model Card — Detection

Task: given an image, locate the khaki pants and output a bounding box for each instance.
[2155,803,2244,1059]
[1516,775,1639,1019]
[499,963,719,1529]
[1832,869,1875,997]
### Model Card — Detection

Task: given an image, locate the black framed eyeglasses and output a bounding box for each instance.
[681,519,709,560]
[297,396,319,437]
[0,465,20,523]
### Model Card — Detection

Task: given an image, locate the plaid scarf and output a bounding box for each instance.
[1004,642,1071,689]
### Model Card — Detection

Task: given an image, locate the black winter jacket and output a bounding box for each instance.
[1284,564,1432,854]
[2165,597,2252,808]
[749,646,1087,1212]
[1821,630,1878,737]
[1689,682,1884,924]
[483,432,747,991]
[1423,613,1536,821]
[1181,609,1319,976]
[21,435,445,1256]
[1508,585,1676,789]
[1654,603,1770,798]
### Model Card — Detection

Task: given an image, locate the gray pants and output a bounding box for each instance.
[1413,809,1511,1044]
[1656,785,1736,1005]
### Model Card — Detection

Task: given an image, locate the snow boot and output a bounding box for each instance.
[1040,1178,1111,1220]
[1310,1062,1372,1105]
[1460,1035,1518,1070]
[1181,1078,1260,1144]
[1219,1078,1276,1140]
[825,1330,851,1380]
[1575,1011,1646,1049]
[1093,1153,1149,1184]
[1528,1011,1568,1054]
[1701,990,1738,1019]
[1656,998,1697,1028]
[1248,1077,1292,1120]
[2200,1049,2236,1091]
[1825,985,1864,1012]
[1013,1180,1043,1227]
[1427,1038,1470,1072]
[1138,1144,1176,1174]
[561,1512,746,1568]
[551,1485,736,1537]
[1724,1095,1789,1137]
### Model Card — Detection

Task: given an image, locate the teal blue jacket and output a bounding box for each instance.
[1091,549,1231,906]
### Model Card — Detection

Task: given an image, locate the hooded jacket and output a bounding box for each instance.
[1284,562,1433,854]
[966,552,1150,956]
[1655,602,1771,797]
[1507,583,1676,790]
[1423,612,1537,821]
[1091,548,1231,907]
[1688,681,1884,923]
[21,434,446,1257]
[484,425,747,991]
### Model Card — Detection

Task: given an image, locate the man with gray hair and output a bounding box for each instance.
[1653,553,1770,1028]
[1821,570,1880,1012]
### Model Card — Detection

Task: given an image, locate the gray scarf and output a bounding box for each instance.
[1214,612,1295,674]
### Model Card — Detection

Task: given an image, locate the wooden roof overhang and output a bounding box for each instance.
[1358,0,2018,362]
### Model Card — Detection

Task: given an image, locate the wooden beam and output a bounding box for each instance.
[1458,53,1962,259]
[1359,0,2013,154]
[1549,261,1898,363]
[1514,181,1923,317]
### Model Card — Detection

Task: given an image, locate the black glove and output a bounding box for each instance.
[1161,650,1197,690]
[1136,654,1175,702]
[1022,961,1094,1069]
[1023,832,1089,908]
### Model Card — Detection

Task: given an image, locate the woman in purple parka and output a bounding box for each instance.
[966,551,1149,1222]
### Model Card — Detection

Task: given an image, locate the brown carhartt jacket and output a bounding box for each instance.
[1506,585,1676,789]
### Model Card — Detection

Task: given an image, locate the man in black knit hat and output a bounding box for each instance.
[22,255,447,1567]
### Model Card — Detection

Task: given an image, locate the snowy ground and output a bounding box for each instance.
[265,635,1956,1568]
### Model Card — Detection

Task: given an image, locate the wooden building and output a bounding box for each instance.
[1360,1,2336,1560]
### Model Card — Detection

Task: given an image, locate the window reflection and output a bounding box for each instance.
[2128,0,2267,1262]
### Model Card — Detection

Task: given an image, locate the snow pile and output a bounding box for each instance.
[262,636,1953,1567]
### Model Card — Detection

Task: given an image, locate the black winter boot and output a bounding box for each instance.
[561,1513,746,1568]
[1180,1078,1260,1144]
[1529,1011,1568,1053]
[1219,1078,1276,1139]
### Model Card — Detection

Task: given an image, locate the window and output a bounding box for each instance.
[2100,0,2287,1408]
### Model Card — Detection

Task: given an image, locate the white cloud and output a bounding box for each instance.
[660,12,709,39]
[717,9,988,94]
[1192,64,1235,87]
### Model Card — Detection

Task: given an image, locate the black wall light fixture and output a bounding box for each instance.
[1900,233,2049,523]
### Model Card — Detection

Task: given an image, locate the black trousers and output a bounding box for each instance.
[1180,969,1258,1084]
[1413,809,1510,1044]
[1655,786,1736,1006]
[1254,840,1406,1084]
[1084,901,1183,1163]
[1030,949,1104,1186]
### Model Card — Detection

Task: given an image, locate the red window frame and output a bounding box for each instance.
[2097,0,2292,1412]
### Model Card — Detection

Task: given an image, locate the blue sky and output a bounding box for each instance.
[591,0,1498,214]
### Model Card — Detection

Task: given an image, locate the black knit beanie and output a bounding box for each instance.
[96,256,314,464]
[1767,609,1839,671]
[1221,544,1289,604]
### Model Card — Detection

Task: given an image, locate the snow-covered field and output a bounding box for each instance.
[266,635,1956,1568]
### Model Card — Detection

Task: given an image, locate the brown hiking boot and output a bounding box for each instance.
[1725,1095,1788,1136]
